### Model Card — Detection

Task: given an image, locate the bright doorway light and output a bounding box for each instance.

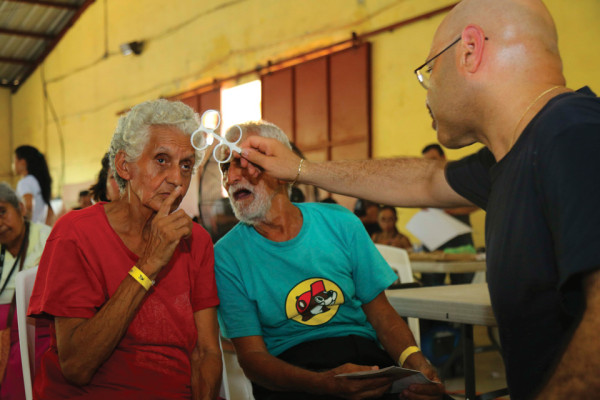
[221,79,261,132]
[219,79,261,197]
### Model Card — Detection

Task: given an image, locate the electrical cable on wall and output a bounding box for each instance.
[103,0,109,59]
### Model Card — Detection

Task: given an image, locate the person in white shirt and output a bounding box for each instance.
[13,145,55,225]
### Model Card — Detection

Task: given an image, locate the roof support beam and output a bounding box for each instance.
[0,56,33,65]
[5,0,80,10]
[0,27,55,40]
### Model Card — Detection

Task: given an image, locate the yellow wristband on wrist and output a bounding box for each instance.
[129,266,155,291]
[399,346,421,367]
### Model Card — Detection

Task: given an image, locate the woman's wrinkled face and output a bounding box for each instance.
[125,125,195,213]
[0,201,25,247]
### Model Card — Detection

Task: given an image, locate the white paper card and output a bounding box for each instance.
[406,208,472,251]
[336,366,435,392]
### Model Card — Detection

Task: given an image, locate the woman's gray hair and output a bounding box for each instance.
[109,99,204,191]
[0,182,22,210]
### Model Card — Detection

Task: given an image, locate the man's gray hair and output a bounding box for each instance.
[108,99,204,191]
[0,182,22,210]
[227,120,292,151]
[226,120,293,195]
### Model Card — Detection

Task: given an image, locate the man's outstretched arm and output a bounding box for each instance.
[240,136,472,208]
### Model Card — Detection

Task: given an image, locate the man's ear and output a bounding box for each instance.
[114,151,132,182]
[460,24,486,73]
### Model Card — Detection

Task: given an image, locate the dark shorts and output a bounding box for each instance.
[252,335,396,400]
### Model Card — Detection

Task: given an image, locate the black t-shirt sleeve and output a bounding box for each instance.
[445,147,495,210]
[537,122,600,290]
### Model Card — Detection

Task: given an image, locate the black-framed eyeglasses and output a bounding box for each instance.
[413,36,461,90]
[414,36,488,90]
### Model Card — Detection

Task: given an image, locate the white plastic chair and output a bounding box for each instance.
[220,337,255,400]
[219,337,231,400]
[15,266,38,400]
[375,244,421,347]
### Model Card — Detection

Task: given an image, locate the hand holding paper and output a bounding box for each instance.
[336,366,435,393]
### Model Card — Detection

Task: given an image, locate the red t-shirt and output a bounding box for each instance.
[28,203,219,399]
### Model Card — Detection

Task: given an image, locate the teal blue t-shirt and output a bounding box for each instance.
[214,203,397,356]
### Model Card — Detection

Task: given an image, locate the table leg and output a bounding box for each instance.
[462,324,475,400]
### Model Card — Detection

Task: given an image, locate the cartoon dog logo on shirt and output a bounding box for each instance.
[295,280,338,321]
[286,278,344,326]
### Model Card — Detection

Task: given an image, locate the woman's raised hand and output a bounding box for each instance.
[138,186,193,278]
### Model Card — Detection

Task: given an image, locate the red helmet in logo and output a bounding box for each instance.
[295,280,326,314]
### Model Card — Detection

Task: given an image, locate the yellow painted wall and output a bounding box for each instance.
[4,0,600,246]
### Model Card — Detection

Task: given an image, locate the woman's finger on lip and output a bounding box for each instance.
[158,186,182,216]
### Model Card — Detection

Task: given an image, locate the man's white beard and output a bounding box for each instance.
[228,183,274,225]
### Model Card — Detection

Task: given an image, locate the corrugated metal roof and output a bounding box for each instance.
[0,0,94,92]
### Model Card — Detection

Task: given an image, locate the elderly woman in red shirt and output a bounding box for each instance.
[28,99,221,399]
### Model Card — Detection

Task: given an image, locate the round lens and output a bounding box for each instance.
[417,69,429,90]
[190,128,211,150]
[201,109,220,131]
[224,125,242,145]
[213,143,232,163]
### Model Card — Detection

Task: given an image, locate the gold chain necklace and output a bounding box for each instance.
[510,85,562,147]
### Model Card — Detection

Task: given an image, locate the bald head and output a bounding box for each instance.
[423,0,568,152]
[441,0,556,40]
[434,0,564,85]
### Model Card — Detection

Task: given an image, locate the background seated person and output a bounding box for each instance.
[71,190,93,210]
[88,152,121,203]
[421,144,478,286]
[0,182,51,400]
[354,199,381,236]
[371,206,412,250]
[214,121,444,400]
[27,99,221,399]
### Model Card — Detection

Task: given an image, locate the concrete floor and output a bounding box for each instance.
[443,325,509,399]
